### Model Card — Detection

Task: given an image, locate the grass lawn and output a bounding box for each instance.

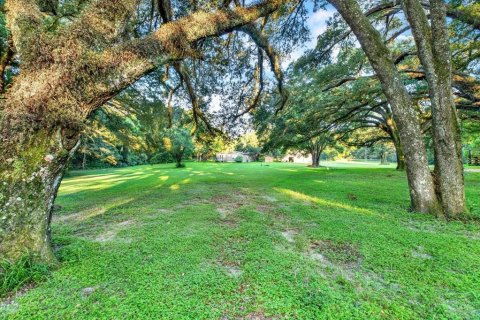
[1,162,480,319]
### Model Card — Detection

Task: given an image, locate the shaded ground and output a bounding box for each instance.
[1,162,480,319]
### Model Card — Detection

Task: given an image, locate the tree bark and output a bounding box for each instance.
[401,0,466,216]
[329,0,442,215]
[0,116,80,263]
[175,150,184,168]
[82,147,87,170]
[309,139,323,168]
[386,115,406,171]
[311,149,320,167]
[393,137,406,171]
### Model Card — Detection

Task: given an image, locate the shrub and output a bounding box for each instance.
[234,155,243,163]
[149,152,174,164]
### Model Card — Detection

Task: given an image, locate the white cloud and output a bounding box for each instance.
[309,10,334,37]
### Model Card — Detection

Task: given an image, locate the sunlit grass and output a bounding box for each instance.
[1,162,479,319]
[274,187,375,216]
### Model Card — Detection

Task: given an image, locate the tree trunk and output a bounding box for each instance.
[390,127,406,171]
[175,152,184,168]
[329,0,442,215]
[380,151,388,164]
[402,0,466,216]
[82,147,87,170]
[310,142,322,168]
[0,119,80,263]
[121,145,129,164]
[311,150,320,167]
[395,144,406,171]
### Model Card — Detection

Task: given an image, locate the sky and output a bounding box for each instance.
[210,5,337,113]
[283,5,336,67]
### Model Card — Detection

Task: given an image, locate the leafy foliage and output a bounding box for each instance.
[162,127,194,168]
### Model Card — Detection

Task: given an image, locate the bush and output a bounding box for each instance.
[175,162,186,168]
[149,152,174,164]
[125,153,148,166]
[234,155,243,163]
[0,255,50,298]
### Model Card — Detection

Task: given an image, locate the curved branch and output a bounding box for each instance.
[232,48,264,120]
[239,24,289,114]
[173,62,220,135]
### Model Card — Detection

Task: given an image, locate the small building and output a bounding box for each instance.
[216,151,255,163]
[467,149,480,166]
[264,156,274,163]
[281,153,312,164]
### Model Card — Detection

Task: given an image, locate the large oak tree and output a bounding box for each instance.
[328,0,475,217]
[0,0,292,263]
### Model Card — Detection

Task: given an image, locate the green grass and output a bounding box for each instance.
[1,162,480,319]
[0,256,49,299]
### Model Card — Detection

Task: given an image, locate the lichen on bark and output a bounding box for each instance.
[0,123,78,263]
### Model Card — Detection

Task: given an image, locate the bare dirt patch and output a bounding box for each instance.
[217,207,230,219]
[81,286,97,297]
[225,266,243,278]
[220,219,239,228]
[243,311,275,320]
[210,189,250,223]
[309,240,362,267]
[255,204,275,213]
[217,258,243,278]
[94,219,136,243]
[262,195,278,202]
[281,229,298,243]
[411,246,432,260]
[305,240,397,294]
[212,193,245,211]
[309,252,329,264]
[0,282,36,311]
[306,239,364,276]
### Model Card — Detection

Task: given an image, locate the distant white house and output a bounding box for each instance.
[216,151,255,163]
[281,153,312,164]
[264,156,274,163]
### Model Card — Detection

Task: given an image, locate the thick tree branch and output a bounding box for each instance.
[63,0,139,48]
[88,0,294,114]
[232,48,265,120]
[4,0,44,56]
[0,35,15,93]
[173,62,219,135]
[239,23,288,113]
